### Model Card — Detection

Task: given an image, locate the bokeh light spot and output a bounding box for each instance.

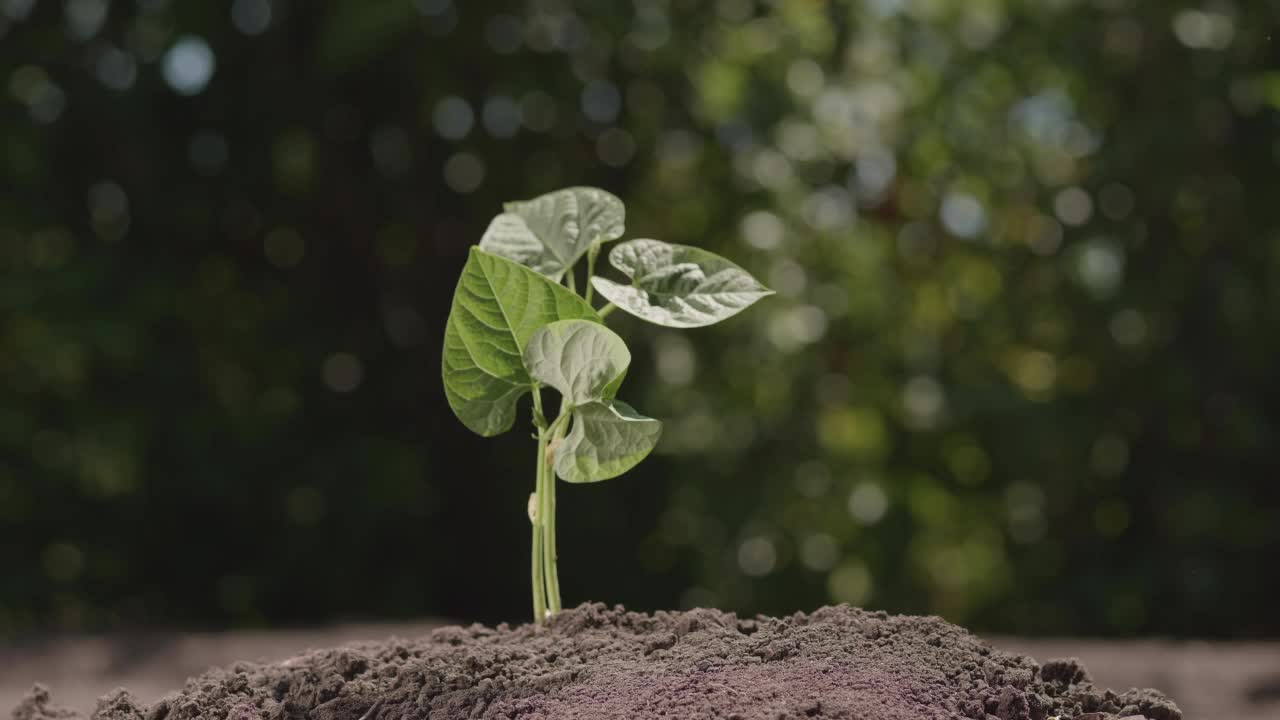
[263,227,305,269]
[1006,483,1047,544]
[96,46,138,90]
[828,561,873,605]
[1091,434,1130,478]
[433,96,474,140]
[853,145,897,201]
[87,180,130,241]
[3,0,36,20]
[1007,349,1057,396]
[482,95,521,138]
[1053,186,1093,227]
[737,536,777,577]
[741,210,784,251]
[581,80,622,124]
[413,0,450,16]
[162,36,216,96]
[596,128,636,167]
[786,59,825,97]
[819,407,887,457]
[940,192,987,239]
[790,461,829,499]
[520,91,557,132]
[848,482,889,525]
[800,533,839,571]
[1172,9,1234,50]
[804,186,854,231]
[443,152,485,194]
[1109,308,1147,347]
[1074,240,1125,297]
[654,333,696,386]
[1027,213,1063,255]
[43,542,83,582]
[64,0,108,40]
[484,14,522,54]
[231,0,272,35]
[769,258,807,298]
[902,375,945,430]
[322,353,364,393]
[11,65,66,123]
[1099,183,1136,221]
[768,305,828,349]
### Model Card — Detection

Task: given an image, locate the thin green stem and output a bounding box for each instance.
[584,245,600,304]
[565,265,577,294]
[542,408,573,614]
[598,302,616,318]
[544,410,571,439]
[541,452,560,614]
[529,388,548,623]
[531,429,548,624]
[531,386,547,430]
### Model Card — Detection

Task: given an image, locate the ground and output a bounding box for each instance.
[3,607,1273,719]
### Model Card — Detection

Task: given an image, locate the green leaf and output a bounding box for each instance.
[479,187,624,280]
[474,213,561,278]
[591,239,774,328]
[442,248,600,436]
[524,320,630,407]
[554,400,663,483]
[522,320,655,483]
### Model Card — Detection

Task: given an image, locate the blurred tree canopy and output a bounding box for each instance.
[2,0,1278,637]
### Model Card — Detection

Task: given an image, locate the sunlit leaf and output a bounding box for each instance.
[442,248,599,436]
[480,186,624,280]
[554,400,662,483]
[476,213,560,278]
[524,320,630,407]
[591,239,774,328]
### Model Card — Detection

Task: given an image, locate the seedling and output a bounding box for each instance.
[442,187,773,623]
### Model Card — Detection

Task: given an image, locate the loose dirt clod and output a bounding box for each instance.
[13,604,1181,720]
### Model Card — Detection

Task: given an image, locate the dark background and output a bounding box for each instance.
[2,0,1278,639]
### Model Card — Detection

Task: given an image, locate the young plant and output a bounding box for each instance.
[442,187,773,624]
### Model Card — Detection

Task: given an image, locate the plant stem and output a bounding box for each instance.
[599,302,616,318]
[584,245,600,304]
[541,450,561,614]
[530,389,548,624]
[565,265,577,294]
[541,410,570,614]
[531,427,548,624]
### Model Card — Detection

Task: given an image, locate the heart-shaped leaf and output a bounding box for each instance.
[479,187,625,280]
[591,239,774,328]
[475,213,561,278]
[524,320,630,407]
[554,400,663,483]
[442,248,600,436]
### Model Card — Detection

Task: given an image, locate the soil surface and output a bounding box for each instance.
[11,603,1180,720]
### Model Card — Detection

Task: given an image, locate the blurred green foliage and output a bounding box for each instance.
[2,0,1278,637]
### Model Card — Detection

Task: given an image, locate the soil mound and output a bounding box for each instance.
[12,603,1180,720]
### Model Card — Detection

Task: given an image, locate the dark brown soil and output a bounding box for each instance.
[11,603,1180,720]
